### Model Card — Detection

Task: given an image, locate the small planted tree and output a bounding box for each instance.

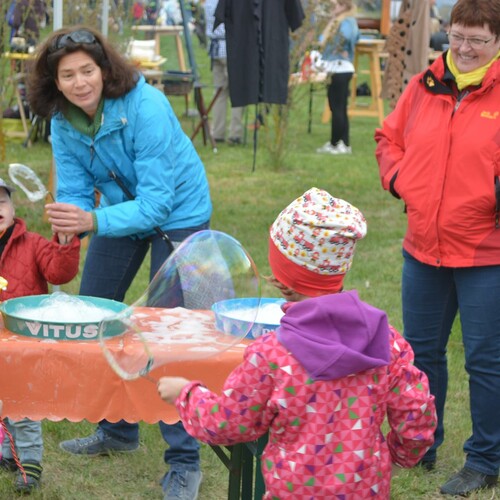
[262,1,328,171]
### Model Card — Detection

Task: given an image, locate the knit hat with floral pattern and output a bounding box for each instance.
[269,187,367,296]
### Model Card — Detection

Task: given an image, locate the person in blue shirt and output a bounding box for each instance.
[27,25,211,500]
[204,0,244,144]
[316,0,359,156]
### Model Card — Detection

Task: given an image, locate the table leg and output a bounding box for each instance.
[240,444,254,500]
[191,86,223,150]
[175,35,187,72]
[253,435,268,499]
[308,83,313,134]
[210,434,268,500]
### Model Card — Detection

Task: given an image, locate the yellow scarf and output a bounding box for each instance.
[446,49,500,90]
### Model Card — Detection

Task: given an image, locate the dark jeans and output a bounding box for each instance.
[402,249,500,475]
[80,223,209,469]
[327,71,353,147]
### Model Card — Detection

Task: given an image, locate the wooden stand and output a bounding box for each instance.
[131,25,187,71]
[1,53,34,144]
[348,39,386,126]
[131,25,191,113]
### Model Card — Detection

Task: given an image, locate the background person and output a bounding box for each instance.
[375,0,500,496]
[8,0,47,47]
[430,18,450,51]
[316,0,359,156]
[0,178,80,493]
[157,188,437,499]
[204,0,244,145]
[27,25,212,500]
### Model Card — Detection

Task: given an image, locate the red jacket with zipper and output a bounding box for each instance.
[0,218,80,300]
[375,54,500,268]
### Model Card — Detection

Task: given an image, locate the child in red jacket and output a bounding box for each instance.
[0,178,80,493]
[157,188,437,499]
[0,401,4,459]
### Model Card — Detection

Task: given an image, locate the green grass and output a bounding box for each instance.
[0,20,496,500]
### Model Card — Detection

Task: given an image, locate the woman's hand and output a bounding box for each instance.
[45,203,94,235]
[157,376,190,405]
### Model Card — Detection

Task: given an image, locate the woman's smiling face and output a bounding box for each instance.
[448,23,500,73]
[56,50,104,118]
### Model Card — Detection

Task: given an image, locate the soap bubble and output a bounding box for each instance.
[98,230,261,380]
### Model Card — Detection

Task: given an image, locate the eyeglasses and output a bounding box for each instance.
[447,32,494,49]
[50,29,97,52]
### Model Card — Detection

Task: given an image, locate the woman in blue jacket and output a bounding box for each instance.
[316,0,359,156]
[27,26,211,499]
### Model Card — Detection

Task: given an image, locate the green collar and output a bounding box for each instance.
[64,98,104,137]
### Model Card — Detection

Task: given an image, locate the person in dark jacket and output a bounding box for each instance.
[0,178,80,493]
[214,0,305,107]
[9,0,46,47]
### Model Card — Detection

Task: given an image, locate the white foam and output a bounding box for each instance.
[13,292,117,323]
[222,302,284,324]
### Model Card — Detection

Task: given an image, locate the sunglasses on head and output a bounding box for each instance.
[51,29,97,52]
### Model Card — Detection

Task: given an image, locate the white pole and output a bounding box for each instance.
[101,0,109,37]
[53,0,63,30]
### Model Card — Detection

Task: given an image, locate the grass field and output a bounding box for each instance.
[0,15,497,500]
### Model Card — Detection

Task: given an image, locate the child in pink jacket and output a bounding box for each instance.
[158,187,437,499]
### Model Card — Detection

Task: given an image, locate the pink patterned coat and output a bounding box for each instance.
[176,326,436,499]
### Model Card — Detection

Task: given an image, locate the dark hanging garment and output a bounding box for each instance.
[215,0,305,107]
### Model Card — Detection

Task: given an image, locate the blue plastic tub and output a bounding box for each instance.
[212,297,285,340]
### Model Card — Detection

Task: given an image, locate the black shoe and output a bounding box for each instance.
[227,137,242,145]
[14,461,43,493]
[0,457,18,472]
[440,466,498,496]
[417,459,436,472]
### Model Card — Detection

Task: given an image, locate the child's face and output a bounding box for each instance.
[267,275,310,302]
[0,189,15,232]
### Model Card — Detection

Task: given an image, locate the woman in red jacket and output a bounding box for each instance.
[375,0,500,496]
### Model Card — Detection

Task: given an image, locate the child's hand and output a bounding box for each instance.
[57,233,74,245]
[157,376,190,405]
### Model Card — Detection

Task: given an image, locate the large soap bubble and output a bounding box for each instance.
[98,230,261,380]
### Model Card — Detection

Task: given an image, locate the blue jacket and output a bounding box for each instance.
[322,16,359,63]
[51,76,212,239]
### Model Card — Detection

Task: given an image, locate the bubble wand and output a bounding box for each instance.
[8,163,54,203]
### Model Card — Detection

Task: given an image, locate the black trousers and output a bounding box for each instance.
[327,72,353,147]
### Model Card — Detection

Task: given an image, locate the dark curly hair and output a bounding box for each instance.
[27,25,140,118]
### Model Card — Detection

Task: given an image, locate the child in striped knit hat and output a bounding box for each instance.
[158,187,437,499]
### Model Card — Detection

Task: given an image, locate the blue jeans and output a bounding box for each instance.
[2,418,43,463]
[80,223,209,469]
[402,249,500,475]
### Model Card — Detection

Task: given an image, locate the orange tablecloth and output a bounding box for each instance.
[0,307,246,424]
